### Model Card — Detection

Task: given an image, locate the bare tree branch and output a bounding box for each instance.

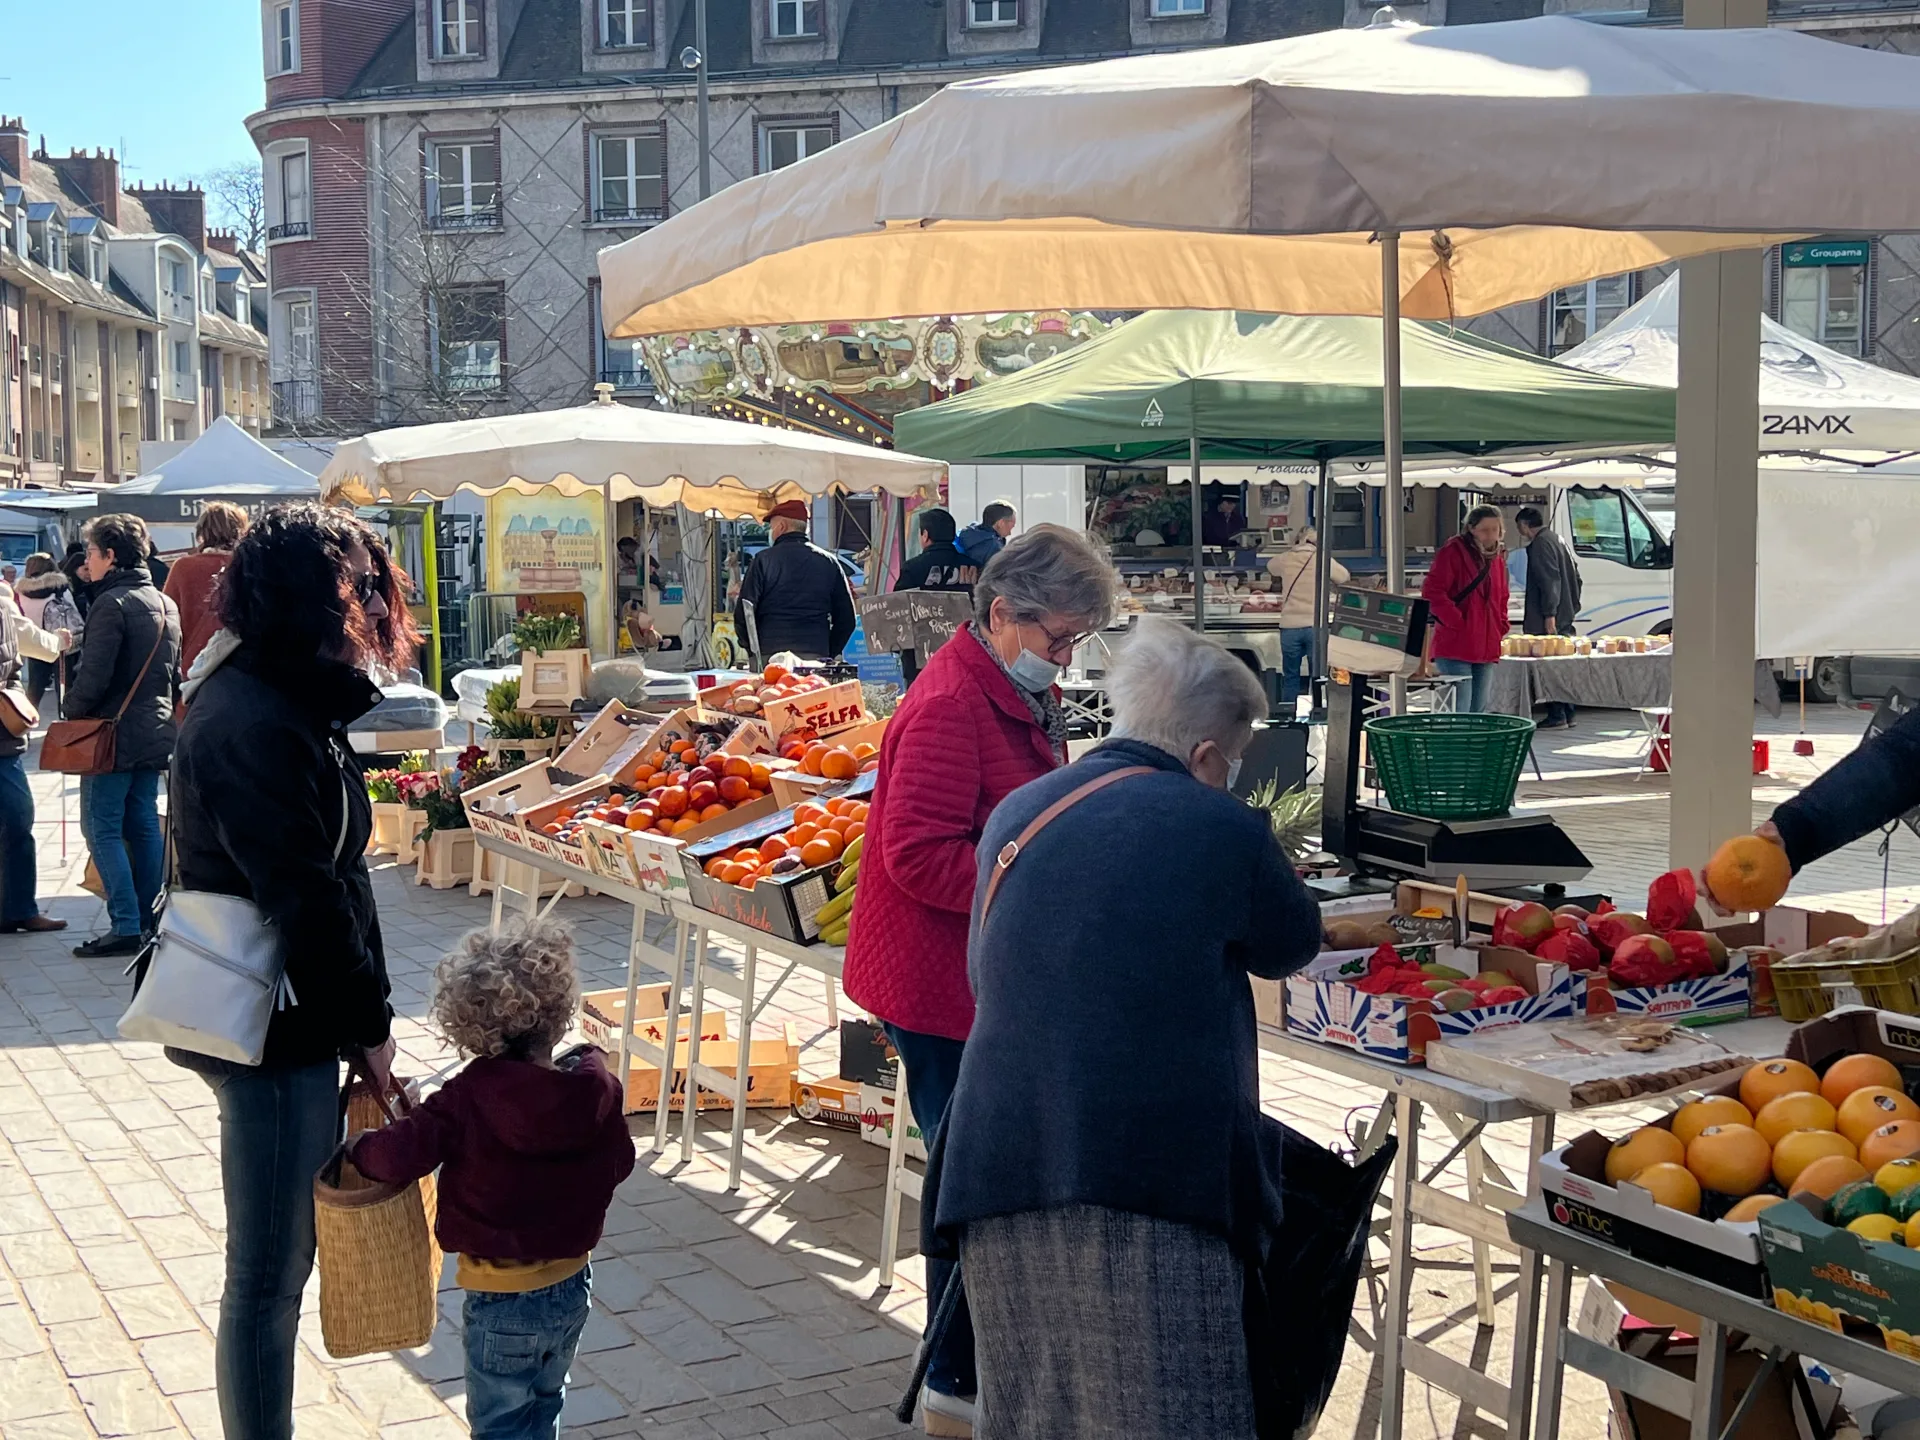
[198,161,267,249]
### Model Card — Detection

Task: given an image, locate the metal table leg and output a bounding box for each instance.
[616,902,645,1144]
[1532,1256,1574,1440]
[678,926,712,1165]
[1505,1112,1557,1440]
[726,941,761,1191]
[650,917,688,1154]
[1379,1094,1422,1440]
[1691,1319,1726,1440]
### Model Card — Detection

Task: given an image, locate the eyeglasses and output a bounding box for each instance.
[1023,617,1094,658]
[351,571,383,608]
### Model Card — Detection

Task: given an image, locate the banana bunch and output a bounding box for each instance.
[814,834,862,947]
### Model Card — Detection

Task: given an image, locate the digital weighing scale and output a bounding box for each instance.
[1309,587,1597,902]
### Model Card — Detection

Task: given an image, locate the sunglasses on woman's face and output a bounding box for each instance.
[351,571,383,608]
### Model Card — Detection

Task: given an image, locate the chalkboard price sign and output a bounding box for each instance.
[857,590,973,657]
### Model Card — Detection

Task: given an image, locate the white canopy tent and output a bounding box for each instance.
[111,417,320,531]
[318,396,944,659]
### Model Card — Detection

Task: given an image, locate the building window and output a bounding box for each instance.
[430,285,505,393]
[591,284,651,392]
[426,138,500,228]
[272,151,311,240]
[435,0,484,57]
[601,0,651,47]
[768,0,821,38]
[968,0,1019,25]
[167,258,189,295]
[1546,275,1632,355]
[592,130,666,224]
[1781,249,1867,356]
[760,121,834,172]
[172,339,191,377]
[273,2,298,72]
[1149,0,1205,12]
[87,241,104,284]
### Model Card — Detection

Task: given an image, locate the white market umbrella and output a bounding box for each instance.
[319,397,944,660]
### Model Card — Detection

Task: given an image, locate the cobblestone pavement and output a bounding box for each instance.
[0,702,1913,1439]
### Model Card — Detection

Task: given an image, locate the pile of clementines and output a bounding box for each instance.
[777,735,879,780]
[1604,1053,1920,1243]
[702,796,870,889]
[541,747,776,842]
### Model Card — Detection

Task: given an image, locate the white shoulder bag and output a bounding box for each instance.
[119,762,352,1065]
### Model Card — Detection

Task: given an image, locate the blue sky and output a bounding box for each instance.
[6,2,264,187]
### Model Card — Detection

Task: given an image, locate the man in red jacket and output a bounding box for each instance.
[1419,505,1510,713]
[843,524,1115,1435]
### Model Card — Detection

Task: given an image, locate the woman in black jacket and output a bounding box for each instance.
[65,514,181,959]
[170,502,417,1440]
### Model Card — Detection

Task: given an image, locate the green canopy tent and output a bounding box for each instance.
[893,309,1676,684]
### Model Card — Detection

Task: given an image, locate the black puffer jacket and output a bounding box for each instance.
[169,645,392,1071]
[734,532,856,660]
[61,566,180,772]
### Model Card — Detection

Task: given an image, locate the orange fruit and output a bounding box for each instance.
[1860,1119,1920,1174]
[1822,1054,1905,1108]
[676,744,699,764]
[717,862,750,886]
[722,755,754,780]
[1704,833,1792,912]
[763,663,791,683]
[801,744,830,777]
[1790,1154,1870,1200]
[670,816,699,836]
[624,811,651,831]
[821,749,858,781]
[732,848,762,869]
[849,801,869,820]
[853,742,877,761]
[1773,1128,1857,1188]
[1724,1194,1790,1223]
[718,775,752,804]
[761,835,790,860]
[749,763,773,789]
[643,749,668,771]
[1685,1125,1772,1197]
[1604,1127,1686,1185]
[788,824,818,848]
[700,803,731,822]
[842,821,865,844]
[1753,1092,1838,1147]
[1671,1096,1754,1148]
[1838,1086,1920,1147]
[799,838,837,868]
[1628,1162,1702,1215]
[656,786,689,819]
[704,856,730,879]
[1740,1059,1821,1115]
[794,802,831,828]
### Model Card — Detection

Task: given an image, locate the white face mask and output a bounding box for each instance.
[1006,647,1061,693]
[1225,756,1244,792]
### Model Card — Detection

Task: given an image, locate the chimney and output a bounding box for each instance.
[0,118,26,180]
[206,228,241,257]
[51,147,121,227]
[127,180,205,253]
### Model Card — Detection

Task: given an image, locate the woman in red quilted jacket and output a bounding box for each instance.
[1418,505,1510,713]
[845,523,1115,1434]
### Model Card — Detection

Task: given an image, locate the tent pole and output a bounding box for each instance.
[1313,459,1333,718]
[1190,432,1205,634]
[1382,230,1407,715]
[603,486,620,660]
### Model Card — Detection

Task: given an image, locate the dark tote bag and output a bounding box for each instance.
[1245,1124,1398,1440]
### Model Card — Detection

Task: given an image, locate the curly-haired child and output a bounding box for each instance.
[351,920,635,1440]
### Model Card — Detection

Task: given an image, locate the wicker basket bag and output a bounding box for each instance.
[313,1071,443,1358]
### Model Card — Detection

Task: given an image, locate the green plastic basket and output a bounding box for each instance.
[1362,712,1536,820]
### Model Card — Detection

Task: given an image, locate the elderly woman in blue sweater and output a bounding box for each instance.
[923,617,1322,1440]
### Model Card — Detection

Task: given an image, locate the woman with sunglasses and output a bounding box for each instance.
[63,513,182,959]
[843,523,1115,1437]
[167,502,418,1440]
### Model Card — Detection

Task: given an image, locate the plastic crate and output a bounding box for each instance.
[1770,945,1920,1021]
[1362,712,1535,820]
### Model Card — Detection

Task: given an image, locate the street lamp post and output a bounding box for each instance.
[680,0,712,201]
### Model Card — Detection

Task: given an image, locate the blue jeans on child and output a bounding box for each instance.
[79,769,163,937]
[1279,626,1314,708]
[464,1267,593,1440]
[1433,658,1496,714]
[882,1023,976,1403]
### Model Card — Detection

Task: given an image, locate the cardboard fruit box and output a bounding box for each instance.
[579,987,726,1056]
[548,699,663,787]
[641,705,777,767]
[577,794,782,895]
[1284,942,1575,1066]
[768,763,878,810]
[1572,950,1755,1025]
[519,779,621,877]
[791,1077,864,1136]
[858,1082,927,1162]
[763,679,867,743]
[680,809,843,945]
[614,1026,801,1116]
[460,759,575,842]
[1760,1191,1920,1357]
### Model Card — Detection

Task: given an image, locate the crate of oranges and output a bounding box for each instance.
[768,727,885,806]
[682,796,870,943]
[563,752,784,896]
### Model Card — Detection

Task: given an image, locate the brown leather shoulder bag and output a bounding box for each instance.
[41,625,165,776]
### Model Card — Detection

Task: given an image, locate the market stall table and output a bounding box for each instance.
[1486,650,1672,719]
[1512,1203,1920,1440]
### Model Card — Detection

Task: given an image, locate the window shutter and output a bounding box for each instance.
[804,0,821,33]
[657,123,670,217]
[641,129,667,213]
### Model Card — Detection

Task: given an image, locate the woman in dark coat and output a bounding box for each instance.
[928,618,1321,1440]
[169,502,418,1440]
[64,514,181,958]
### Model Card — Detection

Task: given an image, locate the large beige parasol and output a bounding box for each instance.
[598,16,1920,339]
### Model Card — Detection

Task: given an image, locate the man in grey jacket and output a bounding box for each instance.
[1516,506,1582,728]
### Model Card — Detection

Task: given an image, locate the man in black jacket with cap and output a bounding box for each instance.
[734,500,856,661]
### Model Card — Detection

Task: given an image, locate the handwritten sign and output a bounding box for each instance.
[858,590,972,657]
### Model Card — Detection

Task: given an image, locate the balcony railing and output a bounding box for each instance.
[599,361,654,393]
[272,378,319,424]
[428,207,501,231]
[442,369,503,393]
[26,346,41,382]
[267,219,311,241]
[592,204,664,226]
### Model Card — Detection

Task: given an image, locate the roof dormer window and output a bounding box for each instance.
[967,0,1019,27]
[768,0,821,38]
[435,0,485,57]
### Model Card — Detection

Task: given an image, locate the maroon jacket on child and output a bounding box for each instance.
[352,1048,636,1262]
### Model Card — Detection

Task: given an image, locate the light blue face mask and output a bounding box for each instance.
[1225,756,1244,792]
[1006,646,1061,693]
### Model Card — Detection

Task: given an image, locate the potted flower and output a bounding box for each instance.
[483,676,561,764]
[514,611,590,707]
[365,753,427,857]
[406,765,481,890]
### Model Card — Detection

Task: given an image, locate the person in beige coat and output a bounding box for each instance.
[1267,528,1349,708]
